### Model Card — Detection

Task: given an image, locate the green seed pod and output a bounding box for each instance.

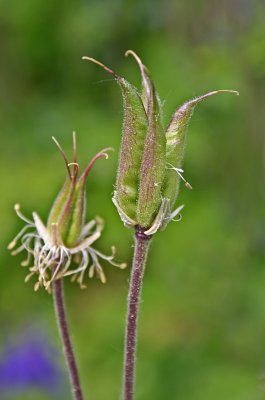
[82,57,148,225]
[47,133,111,248]
[47,177,71,234]
[163,90,239,209]
[8,133,127,291]
[126,52,166,228]
[83,52,238,235]
[116,78,147,222]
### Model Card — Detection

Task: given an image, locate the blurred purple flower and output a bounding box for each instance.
[0,333,64,396]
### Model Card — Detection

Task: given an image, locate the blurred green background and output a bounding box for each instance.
[0,0,265,399]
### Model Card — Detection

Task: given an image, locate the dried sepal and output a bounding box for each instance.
[144,198,170,235]
[112,192,137,228]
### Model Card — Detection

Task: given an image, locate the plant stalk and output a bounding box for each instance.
[53,278,84,400]
[123,226,152,400]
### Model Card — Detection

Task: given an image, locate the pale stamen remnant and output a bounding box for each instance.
[8,204,126,292]
[167,163,193,190]
[8,134,126,292]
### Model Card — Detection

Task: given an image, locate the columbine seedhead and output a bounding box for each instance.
[83,51,238,235]
[8,133,126,292]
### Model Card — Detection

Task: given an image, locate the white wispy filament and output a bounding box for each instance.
[8,204,126,292]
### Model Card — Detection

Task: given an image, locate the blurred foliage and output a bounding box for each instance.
[0,0,264,399]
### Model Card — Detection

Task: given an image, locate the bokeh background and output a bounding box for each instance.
[0,0,265,399]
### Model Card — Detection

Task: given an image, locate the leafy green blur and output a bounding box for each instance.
[0,0,264,399]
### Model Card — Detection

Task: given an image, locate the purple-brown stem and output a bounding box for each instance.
[53,278,84,400]
[123,226,152,400]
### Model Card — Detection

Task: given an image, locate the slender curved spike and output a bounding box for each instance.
[52,136,72,180]
[125,50,151,111]
[73,131,77,164]
[72,131,79,182]
[82,57,118,79]
[188,90,239,106]
[79,148,113,182]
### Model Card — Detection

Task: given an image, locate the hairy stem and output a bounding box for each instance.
[123,226,152,400]
[53,278,84,400]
